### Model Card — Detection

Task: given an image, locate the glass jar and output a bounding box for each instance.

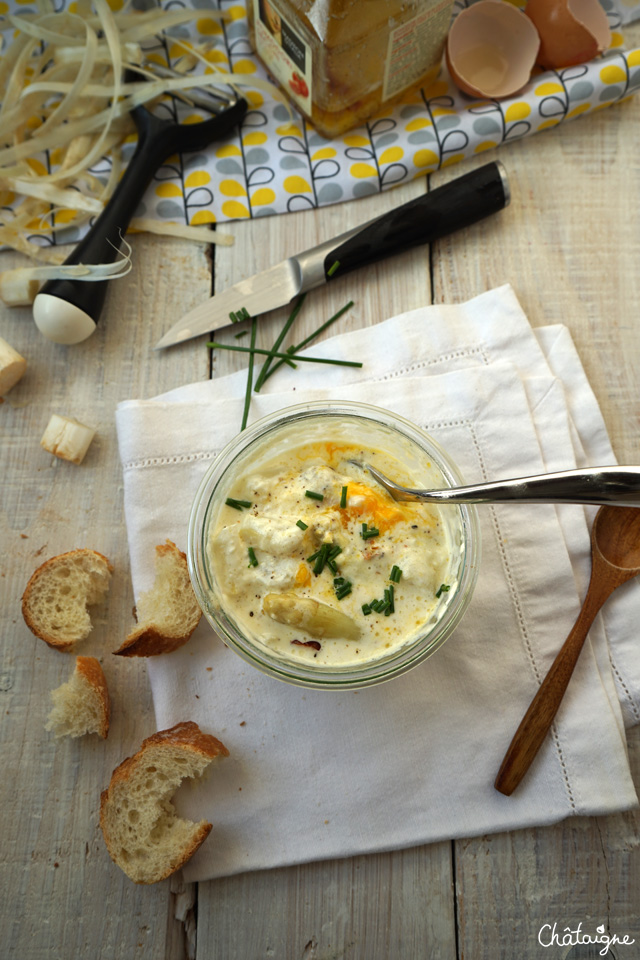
[188,401,480,690]
[246,0,455,138]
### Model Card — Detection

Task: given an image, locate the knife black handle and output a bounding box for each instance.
[323,161,510,279]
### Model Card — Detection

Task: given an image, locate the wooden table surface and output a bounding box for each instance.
[2,33,640,958]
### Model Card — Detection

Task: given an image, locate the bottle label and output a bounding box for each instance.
[252,0,312,114]
[382,0,453,100]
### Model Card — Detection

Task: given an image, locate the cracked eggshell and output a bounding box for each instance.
[525,0,611,68]
[446,0,540,100]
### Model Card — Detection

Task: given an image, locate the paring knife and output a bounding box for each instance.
[155,161,510,350]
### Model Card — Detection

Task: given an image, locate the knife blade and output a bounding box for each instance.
[155,160,510,350]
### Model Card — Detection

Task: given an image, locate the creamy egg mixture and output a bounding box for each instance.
[208,431,459,668]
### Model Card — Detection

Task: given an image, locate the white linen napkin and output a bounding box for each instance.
[116,285,640,882]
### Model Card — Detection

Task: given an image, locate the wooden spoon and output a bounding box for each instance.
[495,505,640,796]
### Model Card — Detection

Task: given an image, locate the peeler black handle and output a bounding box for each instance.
[33,98,246,344]
[319,161,510,280]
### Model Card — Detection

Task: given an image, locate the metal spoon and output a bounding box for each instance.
[495,505,640,794]
[353,463,640,507]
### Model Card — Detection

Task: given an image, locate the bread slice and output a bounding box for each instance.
[46,656,111,739]
[22,549,113,652]
[114,540,201,657]
[100,721,228,884]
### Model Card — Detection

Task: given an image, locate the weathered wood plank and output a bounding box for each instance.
[0,235,211,959]
[198,843,457,960]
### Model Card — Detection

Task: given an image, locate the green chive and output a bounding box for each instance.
[247,547,258,567]
[256,300,355,384]
[333,576,352,600]
[234,329,248,339]
[435,583,451,598]
[305,490,324,501]
[296,519,308,531]
[389,565,402,583]
[327,259,340,277]
[361,522,379,540]
[240,316,257,432]
[313,543,330,575]
[340,485,348,508]
[254,293,307,392]
[362,603,372,615]
[326,543,342,573]
[206,341,362,370]
[225,497,252,510]
[385,584,395,616]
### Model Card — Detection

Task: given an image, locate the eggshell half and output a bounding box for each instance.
[525,0,611,68]
[446,0,540,100]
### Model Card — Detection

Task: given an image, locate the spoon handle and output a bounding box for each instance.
[494,577,610,796]
[407,466,640,506]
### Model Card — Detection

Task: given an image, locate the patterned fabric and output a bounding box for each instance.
[4,0,640,237]
[133,0,640,223]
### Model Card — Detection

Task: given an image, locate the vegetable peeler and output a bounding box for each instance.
[32,67,247,345]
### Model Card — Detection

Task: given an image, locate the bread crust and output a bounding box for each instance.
[76,656,111,738]
[113,624,193,657]
[99,721,228,883]
[113,541,201,657]
[22,549,113,652]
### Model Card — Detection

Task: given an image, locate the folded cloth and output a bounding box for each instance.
[116,285,640,882]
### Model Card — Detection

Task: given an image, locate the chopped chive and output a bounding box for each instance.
[225,497,252,510]
[206,340,362,370]
[385,584,395,616]
[362,603,372,615]
[259,300,355,383]
[327,259,340,277]
[240,316,257,432]
[247,547,258,567]
[305,490,324,501]
[296,519,308,531]
[254,293,307,392]
[340,485,348,508]
[313,543,330,575]
[361,522,379,540]
[333,576,352,600]
[389,565,402,583]
[229,310,239,323]
[435,583,451,598]
[234,329,248,339]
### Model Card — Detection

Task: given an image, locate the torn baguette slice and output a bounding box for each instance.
[100,721,229,884]
[40,413,96,465]
[114,540,201,657]
[46,656,110,738]
[0,336,27,395]
[22,549,113,652]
